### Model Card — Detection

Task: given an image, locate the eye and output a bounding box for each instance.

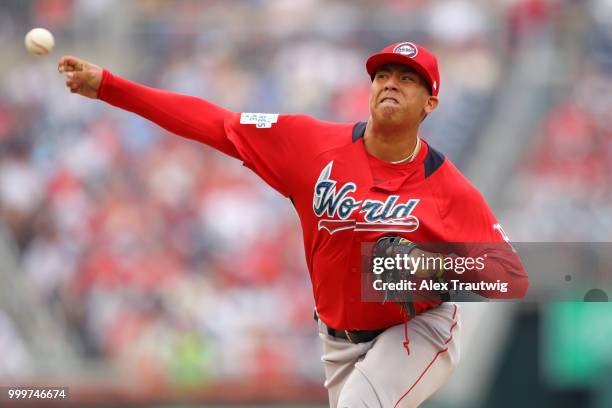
[401,75,415,82]
[375,72,388,80]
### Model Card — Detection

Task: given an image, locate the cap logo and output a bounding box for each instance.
[393,42,418,58]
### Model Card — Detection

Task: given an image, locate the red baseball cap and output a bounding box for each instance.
[366,42,440,96]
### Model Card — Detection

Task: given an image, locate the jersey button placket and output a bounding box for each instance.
[348,265,356,304]
[347,236,359,306]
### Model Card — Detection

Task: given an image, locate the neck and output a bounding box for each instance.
[363,120,420,163]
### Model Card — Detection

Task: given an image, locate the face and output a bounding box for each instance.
[369,63,438,127]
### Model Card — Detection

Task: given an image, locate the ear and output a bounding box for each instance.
[424,95,439,115]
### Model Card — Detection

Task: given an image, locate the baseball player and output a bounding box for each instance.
[58,41,529,407]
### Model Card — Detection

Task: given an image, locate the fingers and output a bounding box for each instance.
[58,55,85,74]
[64,71,86,93]
[64,72,78,93]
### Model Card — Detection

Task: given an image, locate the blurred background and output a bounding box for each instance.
[0,0,611,407]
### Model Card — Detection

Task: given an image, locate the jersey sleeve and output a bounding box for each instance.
[436,163,529,298]
[224,113,350,198]
[98,71,352,198]
[97,70,240,159]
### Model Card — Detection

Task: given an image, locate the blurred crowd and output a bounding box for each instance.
[0,0,607,388]
[504,0,612,241]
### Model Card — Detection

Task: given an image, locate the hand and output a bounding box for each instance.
[374,236,444,279]
[409,248,445,278]
[58,55,103,99]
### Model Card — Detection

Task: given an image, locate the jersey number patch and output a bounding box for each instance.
[240,113,279,128]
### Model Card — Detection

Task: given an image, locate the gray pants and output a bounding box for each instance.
[318,303,461,408]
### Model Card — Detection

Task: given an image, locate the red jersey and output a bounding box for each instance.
[225,114,528,330]
[98,71,528,331]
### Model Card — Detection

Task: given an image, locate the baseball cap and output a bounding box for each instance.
[366,42,440,97]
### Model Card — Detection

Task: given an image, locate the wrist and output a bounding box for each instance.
[96,68,111,100]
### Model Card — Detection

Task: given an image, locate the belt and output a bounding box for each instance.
[314,311,384,344]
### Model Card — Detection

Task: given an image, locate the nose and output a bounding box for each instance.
[383,75,399,91]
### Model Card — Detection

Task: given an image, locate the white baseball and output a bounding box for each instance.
[24,28,55,56]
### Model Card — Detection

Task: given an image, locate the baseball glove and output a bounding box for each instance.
[372,236,419,318]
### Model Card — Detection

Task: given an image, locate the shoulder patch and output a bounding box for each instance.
[424,145,445,178]
[240,113,279,128]
[352,121,367,142]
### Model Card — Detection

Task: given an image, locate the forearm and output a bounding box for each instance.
[97,69,240,159]
[441,245,529,299]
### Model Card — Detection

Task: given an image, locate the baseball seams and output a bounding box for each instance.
[29,38,49,55]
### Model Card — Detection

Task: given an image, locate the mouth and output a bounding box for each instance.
[379,97,399,105]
